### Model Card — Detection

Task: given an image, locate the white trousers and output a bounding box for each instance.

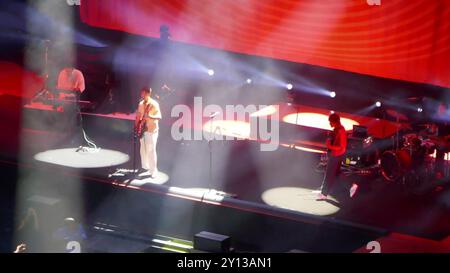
[140,131,158,174]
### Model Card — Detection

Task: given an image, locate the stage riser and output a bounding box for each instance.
[22,107,134,140]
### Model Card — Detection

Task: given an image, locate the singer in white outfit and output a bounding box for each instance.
[135,87,162,177]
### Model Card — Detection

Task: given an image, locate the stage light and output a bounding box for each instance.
[34,148,129,168]
[286,83,293,90]
[283,112,359,131]
[246,78,252,84]
[417,107,423,113]
[66,0,81,6]
[329,91,336,98]
[207,69,215,76]
[375,101,382,107]
[262,187,340,216]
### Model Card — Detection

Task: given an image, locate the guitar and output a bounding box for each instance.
[135,118,146,139]
[326,130,335,155]
[135,103,151,138]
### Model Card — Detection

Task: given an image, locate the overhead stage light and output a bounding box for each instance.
[246,78,252,84]
[286,83,293,90]
[329,91,336,98]
[375,101,382,107]
[207,69,215,76]
[417,107,423,113]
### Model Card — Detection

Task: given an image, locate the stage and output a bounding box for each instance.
[2,0,450,253]
[1,93,450,252]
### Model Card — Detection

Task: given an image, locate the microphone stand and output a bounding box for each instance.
[131,99,144,182]
[293,102,300,148]
[209,120,212,193]
[208,114,214,198]
[75,91,99,153]
[33,40,51,102]
[132,128,138,181]
[380,108,390,152]
[202,112,219,201]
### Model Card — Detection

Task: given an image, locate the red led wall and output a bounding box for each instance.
[80,0,450,88]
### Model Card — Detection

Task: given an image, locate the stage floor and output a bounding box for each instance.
[3,97,450,252]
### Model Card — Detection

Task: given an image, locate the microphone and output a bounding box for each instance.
[161,84,171,91]
[209,111,219,118]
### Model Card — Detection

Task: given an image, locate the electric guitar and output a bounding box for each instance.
[135,103,151,139]
[326,130,335,155]
[135,118,146,139]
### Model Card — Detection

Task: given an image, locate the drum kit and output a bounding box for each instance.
[345,104,449,188]
[379,122,448,186]
[380,133,431,181]
[318,97,449,194]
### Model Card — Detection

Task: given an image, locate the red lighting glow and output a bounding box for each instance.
[283,112,359,131]
[250,105,278,117]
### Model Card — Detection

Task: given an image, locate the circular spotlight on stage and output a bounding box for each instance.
[286,83,293,90]
[261,187,340,216]
[246,78,252,84]
[375,101,382,107]
[34,148,129,168]
[417,107,423,113]
[329,91,336,98]
[207,69,215,76]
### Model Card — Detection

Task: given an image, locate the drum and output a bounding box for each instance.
[402,133,421,148]
[380,149,412,181]
[421,139,436,155]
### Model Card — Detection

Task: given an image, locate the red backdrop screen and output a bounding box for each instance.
[80,0,450,88]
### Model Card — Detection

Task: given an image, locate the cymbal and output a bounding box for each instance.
[412,123,434,128]
[406,96,424,102]
[399,123,412,129]
[425,135,450,141]
[386,109,408,121]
